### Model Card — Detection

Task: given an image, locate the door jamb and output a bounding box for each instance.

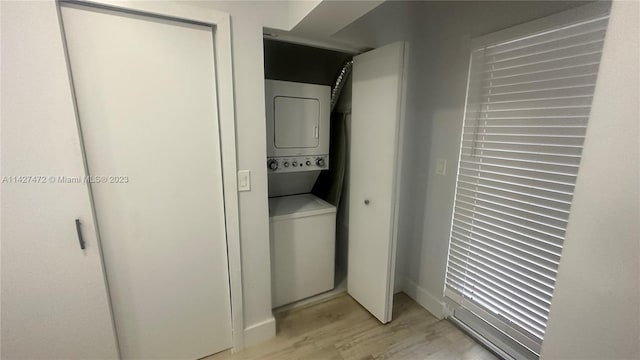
[386,41,409,322]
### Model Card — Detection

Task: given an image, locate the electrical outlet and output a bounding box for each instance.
[238,170,251,191]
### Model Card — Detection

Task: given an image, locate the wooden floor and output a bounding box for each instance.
[206,292,497,360]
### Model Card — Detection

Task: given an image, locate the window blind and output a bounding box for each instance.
[445,10,609,359]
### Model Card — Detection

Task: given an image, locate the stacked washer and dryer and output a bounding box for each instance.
[265,80,337,308]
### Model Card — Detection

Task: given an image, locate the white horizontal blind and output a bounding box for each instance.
[445,12,609,357]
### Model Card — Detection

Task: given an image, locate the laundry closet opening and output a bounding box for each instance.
[263,38,354,310]
[263,36,408,323]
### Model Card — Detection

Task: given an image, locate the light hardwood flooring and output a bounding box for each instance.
[206,292,497,360]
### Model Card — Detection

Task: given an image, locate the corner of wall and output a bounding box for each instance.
[242,316,276,349]
[402,277,446,320]
[393,268,405,294]
[287,0,322,30]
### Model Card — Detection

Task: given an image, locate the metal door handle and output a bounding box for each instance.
[364,199,370,205]
[75,219,86,250]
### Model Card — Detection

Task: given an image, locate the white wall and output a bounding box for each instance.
[541,2,640,358]
[334,0,590,318]
[288,0,321,29]
[185,1,292,346]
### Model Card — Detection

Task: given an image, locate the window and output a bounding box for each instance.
[444,4,611,359]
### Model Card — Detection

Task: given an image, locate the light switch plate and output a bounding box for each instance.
[436,159,447,175]
[238,170,251,192]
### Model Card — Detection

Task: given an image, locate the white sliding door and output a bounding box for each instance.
[1,2,118,358]
[61,4,232,359]
[348,42,406,323]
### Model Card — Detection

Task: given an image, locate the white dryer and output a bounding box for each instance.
[265,80,330,197]
[269,194,336,307]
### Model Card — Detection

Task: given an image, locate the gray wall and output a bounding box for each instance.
[334,0,590,316]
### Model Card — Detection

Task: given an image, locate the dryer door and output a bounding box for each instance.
[265,80,330,157]
[274,96,320,149]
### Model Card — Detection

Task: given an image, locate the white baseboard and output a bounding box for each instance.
[242,316,276,349]
[402,278,446,320]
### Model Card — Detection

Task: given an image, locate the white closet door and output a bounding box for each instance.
[61,4,232,359]
[348,42,406,323]
[1,2,118,358]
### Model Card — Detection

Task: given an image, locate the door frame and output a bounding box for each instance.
[58,0,245,351]
[387,41,409,320]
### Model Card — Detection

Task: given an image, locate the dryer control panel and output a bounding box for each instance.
[267,155,329,173]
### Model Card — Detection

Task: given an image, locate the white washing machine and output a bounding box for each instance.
[265,80,336,307]
[269,194,336,307]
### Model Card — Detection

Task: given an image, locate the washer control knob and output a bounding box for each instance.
[283,161,289,168]
[306,160,311,166]
[267,159,278,170]
[316,158,326,167]
[292,160,298,167]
